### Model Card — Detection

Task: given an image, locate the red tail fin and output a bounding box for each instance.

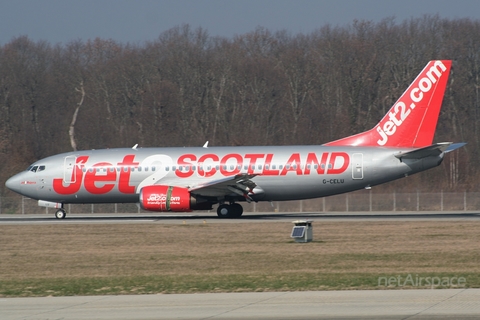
[325,60,452,148]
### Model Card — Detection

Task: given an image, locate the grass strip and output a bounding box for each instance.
[2,272,479,297]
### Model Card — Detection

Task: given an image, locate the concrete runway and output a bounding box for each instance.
[2,289,480,319]
[1,211,480,225]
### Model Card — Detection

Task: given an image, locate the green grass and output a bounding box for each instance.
[2,272,478,297]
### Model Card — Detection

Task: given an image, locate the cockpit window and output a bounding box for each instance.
[27,165,46,173]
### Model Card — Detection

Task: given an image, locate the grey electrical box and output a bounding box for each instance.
[291,220,313,243]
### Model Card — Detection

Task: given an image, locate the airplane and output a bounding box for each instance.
[5,60,465,219]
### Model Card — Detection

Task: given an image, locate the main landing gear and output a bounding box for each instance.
[216,203,243,218]
[55,208,66,219]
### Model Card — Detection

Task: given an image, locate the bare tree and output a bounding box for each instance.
[69,81,85,151]
[3,17,480,195]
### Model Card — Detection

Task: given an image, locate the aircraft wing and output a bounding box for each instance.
[189,174,259,201]
[395,142,466,160]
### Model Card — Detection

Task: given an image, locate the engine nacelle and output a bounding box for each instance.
[139,185,211,212]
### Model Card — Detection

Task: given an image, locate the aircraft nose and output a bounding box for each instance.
[5,173,25,194]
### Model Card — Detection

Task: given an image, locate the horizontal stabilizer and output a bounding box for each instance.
[444,142,467,153]
[394,142,463,160]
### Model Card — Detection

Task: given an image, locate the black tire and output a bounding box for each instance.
[55,209,66,219]
[217,204,231,218]
[231,203,244,218]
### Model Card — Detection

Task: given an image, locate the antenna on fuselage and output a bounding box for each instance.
[132,144,138,150]
[203,141,209,148]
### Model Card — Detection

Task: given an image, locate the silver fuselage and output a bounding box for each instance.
[5,145,443,204]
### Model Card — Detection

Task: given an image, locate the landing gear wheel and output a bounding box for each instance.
[217,204,231,218]
[216,203,244,218]
[55,209,66,219]
[231,203,244,218]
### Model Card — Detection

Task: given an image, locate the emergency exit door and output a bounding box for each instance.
[64,156,77,183]
[352,153,363,179]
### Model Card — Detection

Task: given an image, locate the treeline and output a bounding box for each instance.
[1,15,480,194]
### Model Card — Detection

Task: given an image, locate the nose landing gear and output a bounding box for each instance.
[216,203,243,218]
[55,208,66,219]
[37,200,67,219]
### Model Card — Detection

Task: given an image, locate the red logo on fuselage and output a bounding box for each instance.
[53,155,138,195]
[52,152,350,195]
[175,152,349,178]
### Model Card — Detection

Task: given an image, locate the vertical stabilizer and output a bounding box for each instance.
[325,60,452,148]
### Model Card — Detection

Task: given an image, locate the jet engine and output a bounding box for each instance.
[139,185,211,212]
